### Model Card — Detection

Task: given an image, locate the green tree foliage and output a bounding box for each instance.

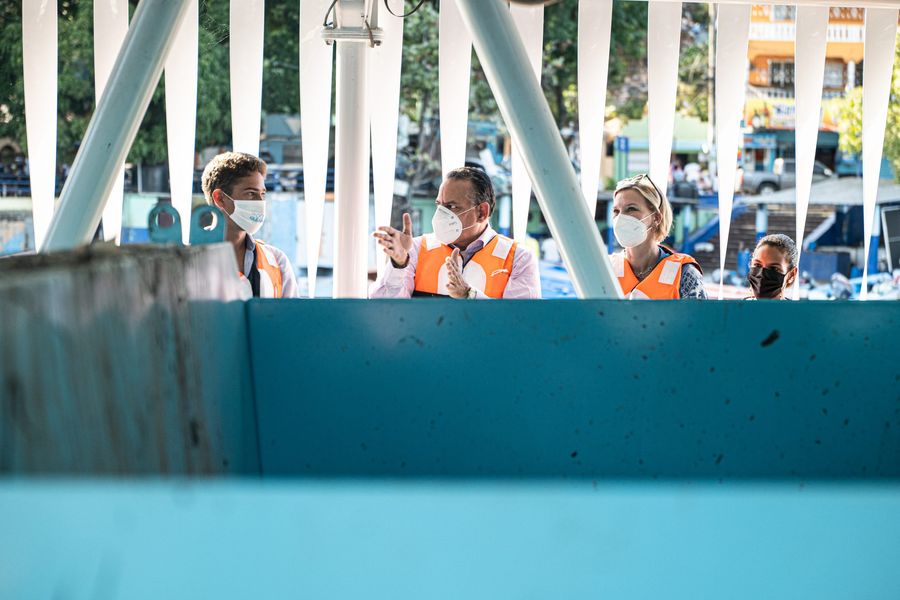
[0,0,713,170]
[397,0,438,123]
[0,1,97,161]
[677,4,710,122]
[606,0,649,120]
[0,0,298,167]
[834,32,900,181]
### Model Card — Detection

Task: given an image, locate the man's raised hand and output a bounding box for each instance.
[373,212,414,267]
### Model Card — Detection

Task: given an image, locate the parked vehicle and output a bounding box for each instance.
[834,151,862,178]
[738,158,834,195]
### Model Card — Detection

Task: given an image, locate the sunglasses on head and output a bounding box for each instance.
[619,173,664,204]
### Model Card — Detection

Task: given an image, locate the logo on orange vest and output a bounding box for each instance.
[491,268,510,277]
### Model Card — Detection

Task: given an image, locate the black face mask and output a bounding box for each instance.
[748,266,786,299]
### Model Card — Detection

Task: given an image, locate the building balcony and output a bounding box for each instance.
[746,85,846,102]
[748,21,864,43]
[747,86,794,100]
[752,5,864,24]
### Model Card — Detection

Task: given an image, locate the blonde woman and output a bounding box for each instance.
[610,174,706,299]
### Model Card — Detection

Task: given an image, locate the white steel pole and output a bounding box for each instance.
[165,0,199,244]
[438,0,473,177]
[792,6,829,300]
[647,1,683,199]
[369,0,404,280]
[332,0,372,298]
[42,0,192,252]
[454,0,621,299]
[22,0,57,250]
[229,0,265,156]
[859,8,898,300]
[299,0,336,298]
[577,0,613,212]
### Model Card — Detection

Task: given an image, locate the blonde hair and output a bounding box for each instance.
[614,174,673,243]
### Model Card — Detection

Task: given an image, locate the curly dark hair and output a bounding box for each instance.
[755,233,799,269]
[201,152,267,203]
[445,166,495,215]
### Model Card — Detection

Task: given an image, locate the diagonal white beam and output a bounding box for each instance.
[42,0,193,252]
[94,0,129,244]
[454,0,621,299]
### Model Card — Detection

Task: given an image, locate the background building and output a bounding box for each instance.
[743,6,866,172]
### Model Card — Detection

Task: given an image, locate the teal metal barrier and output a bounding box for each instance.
[3,273,900,598]
[249,300,900,479]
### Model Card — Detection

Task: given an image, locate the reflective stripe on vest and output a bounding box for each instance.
[414,233,516,298]
[610,251,700,300]
[239,240,283,298]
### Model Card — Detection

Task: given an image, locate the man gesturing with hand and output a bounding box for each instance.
[373,212,415,269]
[370,167,541,299]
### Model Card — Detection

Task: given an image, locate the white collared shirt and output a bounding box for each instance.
[369,226,542,299]
[239,234,300,299]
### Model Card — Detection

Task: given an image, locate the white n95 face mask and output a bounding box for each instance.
[613,213,653,248]
[432,204,477,245]
[225,194,266,235]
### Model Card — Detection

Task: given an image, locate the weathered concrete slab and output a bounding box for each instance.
[0,244,257,475]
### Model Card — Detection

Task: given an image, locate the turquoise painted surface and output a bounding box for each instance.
[2,480,900,599]
[249,300,900,478]
[2,292,900,598]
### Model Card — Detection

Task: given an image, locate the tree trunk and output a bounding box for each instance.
[554,84,567,127]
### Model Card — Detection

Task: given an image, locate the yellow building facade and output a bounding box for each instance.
[746,6,866,123]
[741,6,884,171]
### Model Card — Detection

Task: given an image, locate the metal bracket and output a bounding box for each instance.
[148,203,227,245]
[322,0,383,47]
[190,205,226,245]
[148,203,183,244]
[321,26,384,46]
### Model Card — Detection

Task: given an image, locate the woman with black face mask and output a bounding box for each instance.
[747,234,799,300]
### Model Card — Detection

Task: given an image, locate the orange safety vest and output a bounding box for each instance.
[238,240,284,298]
[611,248,701,300]
[413,233,516,298]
